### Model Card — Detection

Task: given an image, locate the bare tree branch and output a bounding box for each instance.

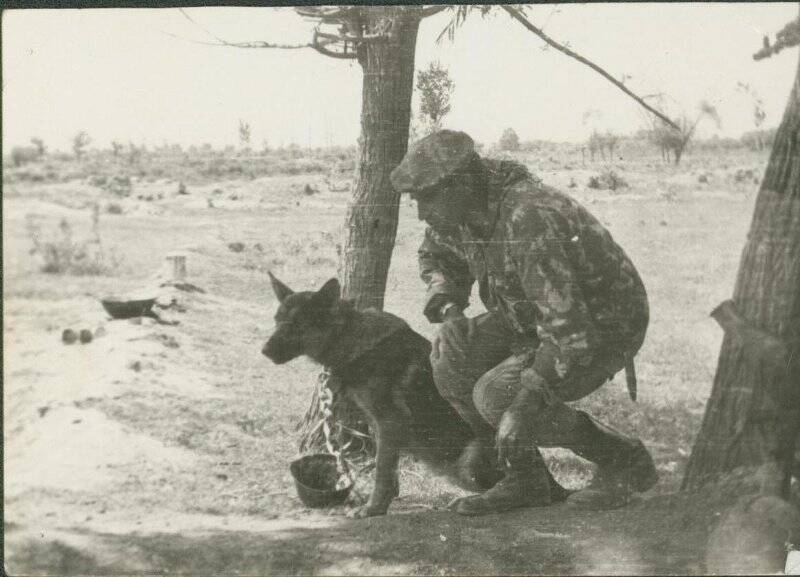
[311,29,359,60]
[501,5,680,130]
[176,8,324,50]
[753,16,800,60]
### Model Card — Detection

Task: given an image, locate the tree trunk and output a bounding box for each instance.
[339,8,420,310]
[299,7,421,454]
[682,48,800,494]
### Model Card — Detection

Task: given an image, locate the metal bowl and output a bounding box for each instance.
[100,297,156,319]
[289,454,353,508]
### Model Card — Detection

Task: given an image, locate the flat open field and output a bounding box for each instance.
[3,148,770,574]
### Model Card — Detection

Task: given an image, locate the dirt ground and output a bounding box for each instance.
[5,150,791,575]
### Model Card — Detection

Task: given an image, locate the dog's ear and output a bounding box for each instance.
[268,271,294,303]
[313,277,341,309]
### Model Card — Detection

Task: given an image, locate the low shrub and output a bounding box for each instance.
[587,169,629,191]
[89,174,108,187]
[105,174,133,197]
[26,205,119,275]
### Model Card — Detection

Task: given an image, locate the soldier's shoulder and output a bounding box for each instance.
[503,179,579,216]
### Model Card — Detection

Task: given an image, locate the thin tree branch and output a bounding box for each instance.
[176,7,324,50]
[501,5,680,130]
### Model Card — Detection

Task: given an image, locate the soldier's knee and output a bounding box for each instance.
[473,362,569,431]
[473,365,527,428]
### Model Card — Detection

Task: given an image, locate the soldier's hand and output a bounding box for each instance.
[431,308,476,361]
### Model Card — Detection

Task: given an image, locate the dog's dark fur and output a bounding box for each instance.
[262,274,565,517]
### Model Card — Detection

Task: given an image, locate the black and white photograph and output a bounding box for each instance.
[3,3,799,574]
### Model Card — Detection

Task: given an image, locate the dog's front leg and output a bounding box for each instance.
[349,384,404,518]
[351,419,402,518]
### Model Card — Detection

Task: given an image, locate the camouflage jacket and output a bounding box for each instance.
[418,158,649,383]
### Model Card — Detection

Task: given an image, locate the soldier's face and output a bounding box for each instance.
[414,188,463,230]
[413,180,470,230]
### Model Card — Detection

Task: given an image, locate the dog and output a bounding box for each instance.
[262,273,566,517]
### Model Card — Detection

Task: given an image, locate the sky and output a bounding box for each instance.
[2,4,798,151]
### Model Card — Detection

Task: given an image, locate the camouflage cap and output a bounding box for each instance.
[390,130,476,194]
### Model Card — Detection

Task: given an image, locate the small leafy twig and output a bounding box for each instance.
[753,16,800,60]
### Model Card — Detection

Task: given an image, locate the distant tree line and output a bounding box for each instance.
[5,123,778,170]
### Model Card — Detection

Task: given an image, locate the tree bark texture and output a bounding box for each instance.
[682,50,800,493]
[299,7,421,454]
[339,7,420,310]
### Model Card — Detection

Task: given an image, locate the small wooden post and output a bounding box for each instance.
[165,252,187,281]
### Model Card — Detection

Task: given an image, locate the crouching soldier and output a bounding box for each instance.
[389,130,657,516]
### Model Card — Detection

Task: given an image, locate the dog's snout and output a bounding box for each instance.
[262,333,295,364]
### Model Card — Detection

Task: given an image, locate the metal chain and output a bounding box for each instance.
[317,368,354,490]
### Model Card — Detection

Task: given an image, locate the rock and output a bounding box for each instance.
[62,329,78,344]
[158,334,179,349]
[228,242,245,253]
[94,326,107,338]
[128,360,142,372]
[177,182,188,195]
[78,329,93,344]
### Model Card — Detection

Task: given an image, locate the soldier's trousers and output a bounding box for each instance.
[430,311,646,464]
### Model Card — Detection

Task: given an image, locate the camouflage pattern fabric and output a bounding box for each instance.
[419,158,649,385]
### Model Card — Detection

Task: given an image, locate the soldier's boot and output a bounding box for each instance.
[450,448,556,516]
[565,412,658,510]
